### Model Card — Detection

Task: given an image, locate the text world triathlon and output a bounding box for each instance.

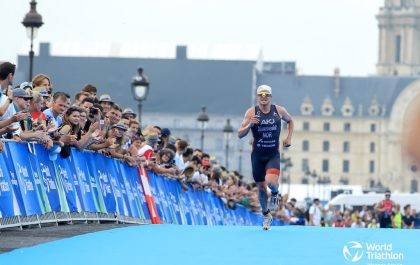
[366,243,404,260]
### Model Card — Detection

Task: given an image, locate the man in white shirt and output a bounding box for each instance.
[43,92,70,128]
[309,198,322,226]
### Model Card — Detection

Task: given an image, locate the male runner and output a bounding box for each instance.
[238,85,294,230]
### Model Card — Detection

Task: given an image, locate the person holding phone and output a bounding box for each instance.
[237,85,294,230]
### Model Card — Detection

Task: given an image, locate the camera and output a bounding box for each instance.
[90,107,99,116]
[163,159,175,169]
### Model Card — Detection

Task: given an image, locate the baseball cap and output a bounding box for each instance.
[122,108,136,117]
[13,88,33,99]
[19,82,33,90]
[99,94,112,102]
[33,86,49,97]
[161,128,171,137]
[145,134,159,145]
[256,85,272,95]
[112,122,128,131]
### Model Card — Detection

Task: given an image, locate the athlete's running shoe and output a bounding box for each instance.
[262,212,273,230]
[268,193,281,211]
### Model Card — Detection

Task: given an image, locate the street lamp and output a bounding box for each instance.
[22,0,43,81]
[223,118,233,169]
[131,67,150,124]
[196,106,209,151]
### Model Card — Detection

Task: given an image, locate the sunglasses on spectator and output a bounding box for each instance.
[385,194,391,197]
[18,97,32,101]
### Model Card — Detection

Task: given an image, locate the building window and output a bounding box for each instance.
[322,159,329,173]
[395,35,401,63]
[323,122,330,132]
[302,159,309,172]
[303,122,310,131]
[369,160,375,174]
[302,140,309,152]
[370,142,375,153]
[343,160,350,173]
[344,122,351,132]
[323,141,330,152]
[370,123,376,133]
[343,141,350,153]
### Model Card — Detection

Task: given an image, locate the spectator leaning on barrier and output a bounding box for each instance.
[105,104,122,126]
[32,86,50,110]
[43,92,70,128]
[99,94,114,114]
[29,92,47,128]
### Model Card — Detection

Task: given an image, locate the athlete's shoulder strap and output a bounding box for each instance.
[272,104,280,116]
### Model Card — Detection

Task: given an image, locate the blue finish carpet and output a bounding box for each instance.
[1,225,419,265]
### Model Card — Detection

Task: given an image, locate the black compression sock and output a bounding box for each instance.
[263,210,270,216]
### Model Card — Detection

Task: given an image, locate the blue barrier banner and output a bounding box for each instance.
[165,178,183,225]
[83,152,107,214]
[128,166,150,221]
[70,149,97,212]
[201,191,216,226]
[91,154,116,214]
[107,159,129,217]
[27,143,52,213]
[112,160,134,217]
[0,150,20,217]
[148,172,166,222]
[7,142,42,216]
[124,164,146,220]
[155,175,173,223]
[53,155,80,212]
[117,162,140,218]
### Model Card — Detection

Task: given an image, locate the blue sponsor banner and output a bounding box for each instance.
[112,160,133,217]
[148,172,166,222]
[6,142,42,216]
[108,159,129,217]
[83,152,107,213]
[117,162,140,218]
[155,175,173,224]
[0,150,19,217]
[91,154,116,214]
[164,178,183,225]
[124,164,146,220]
[70,149,97,212]
[53,154,81,212]
[129,167,150,221]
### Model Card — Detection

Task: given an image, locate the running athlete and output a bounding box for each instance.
[238,85,294,230]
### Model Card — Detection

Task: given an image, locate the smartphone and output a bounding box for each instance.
[99,119,104,130]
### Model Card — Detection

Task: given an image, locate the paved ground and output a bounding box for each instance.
[0,222,137,254]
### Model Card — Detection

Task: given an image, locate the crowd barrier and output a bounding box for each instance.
[0,141,278,229]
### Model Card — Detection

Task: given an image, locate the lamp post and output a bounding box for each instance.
[22,0,43,81]
[131,67,150,124]
[280,155,293,194]
[238,148,243,174]
[196,106,209,151]
[223,118,233,169]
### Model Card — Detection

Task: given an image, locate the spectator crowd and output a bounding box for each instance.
[1,61,418,228]
[0,62,262,214]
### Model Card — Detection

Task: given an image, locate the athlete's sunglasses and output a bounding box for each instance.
[257,92,271,97]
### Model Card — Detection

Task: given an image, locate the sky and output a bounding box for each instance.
[3,0,383,76]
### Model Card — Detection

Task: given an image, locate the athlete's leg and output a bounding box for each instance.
[257,181,269,214]
[266,152,281,211]
[251,152,270,215]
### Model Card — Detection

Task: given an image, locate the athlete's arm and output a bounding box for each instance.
[276,105,294,147]
[237,108,257,139]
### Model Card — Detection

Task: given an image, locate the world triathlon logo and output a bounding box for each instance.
[343,241,364,262]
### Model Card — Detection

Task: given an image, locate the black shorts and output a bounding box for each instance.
[251,151,281,183]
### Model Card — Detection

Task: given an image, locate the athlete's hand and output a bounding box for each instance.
[249,115,260,127]
[283,137,292,148]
